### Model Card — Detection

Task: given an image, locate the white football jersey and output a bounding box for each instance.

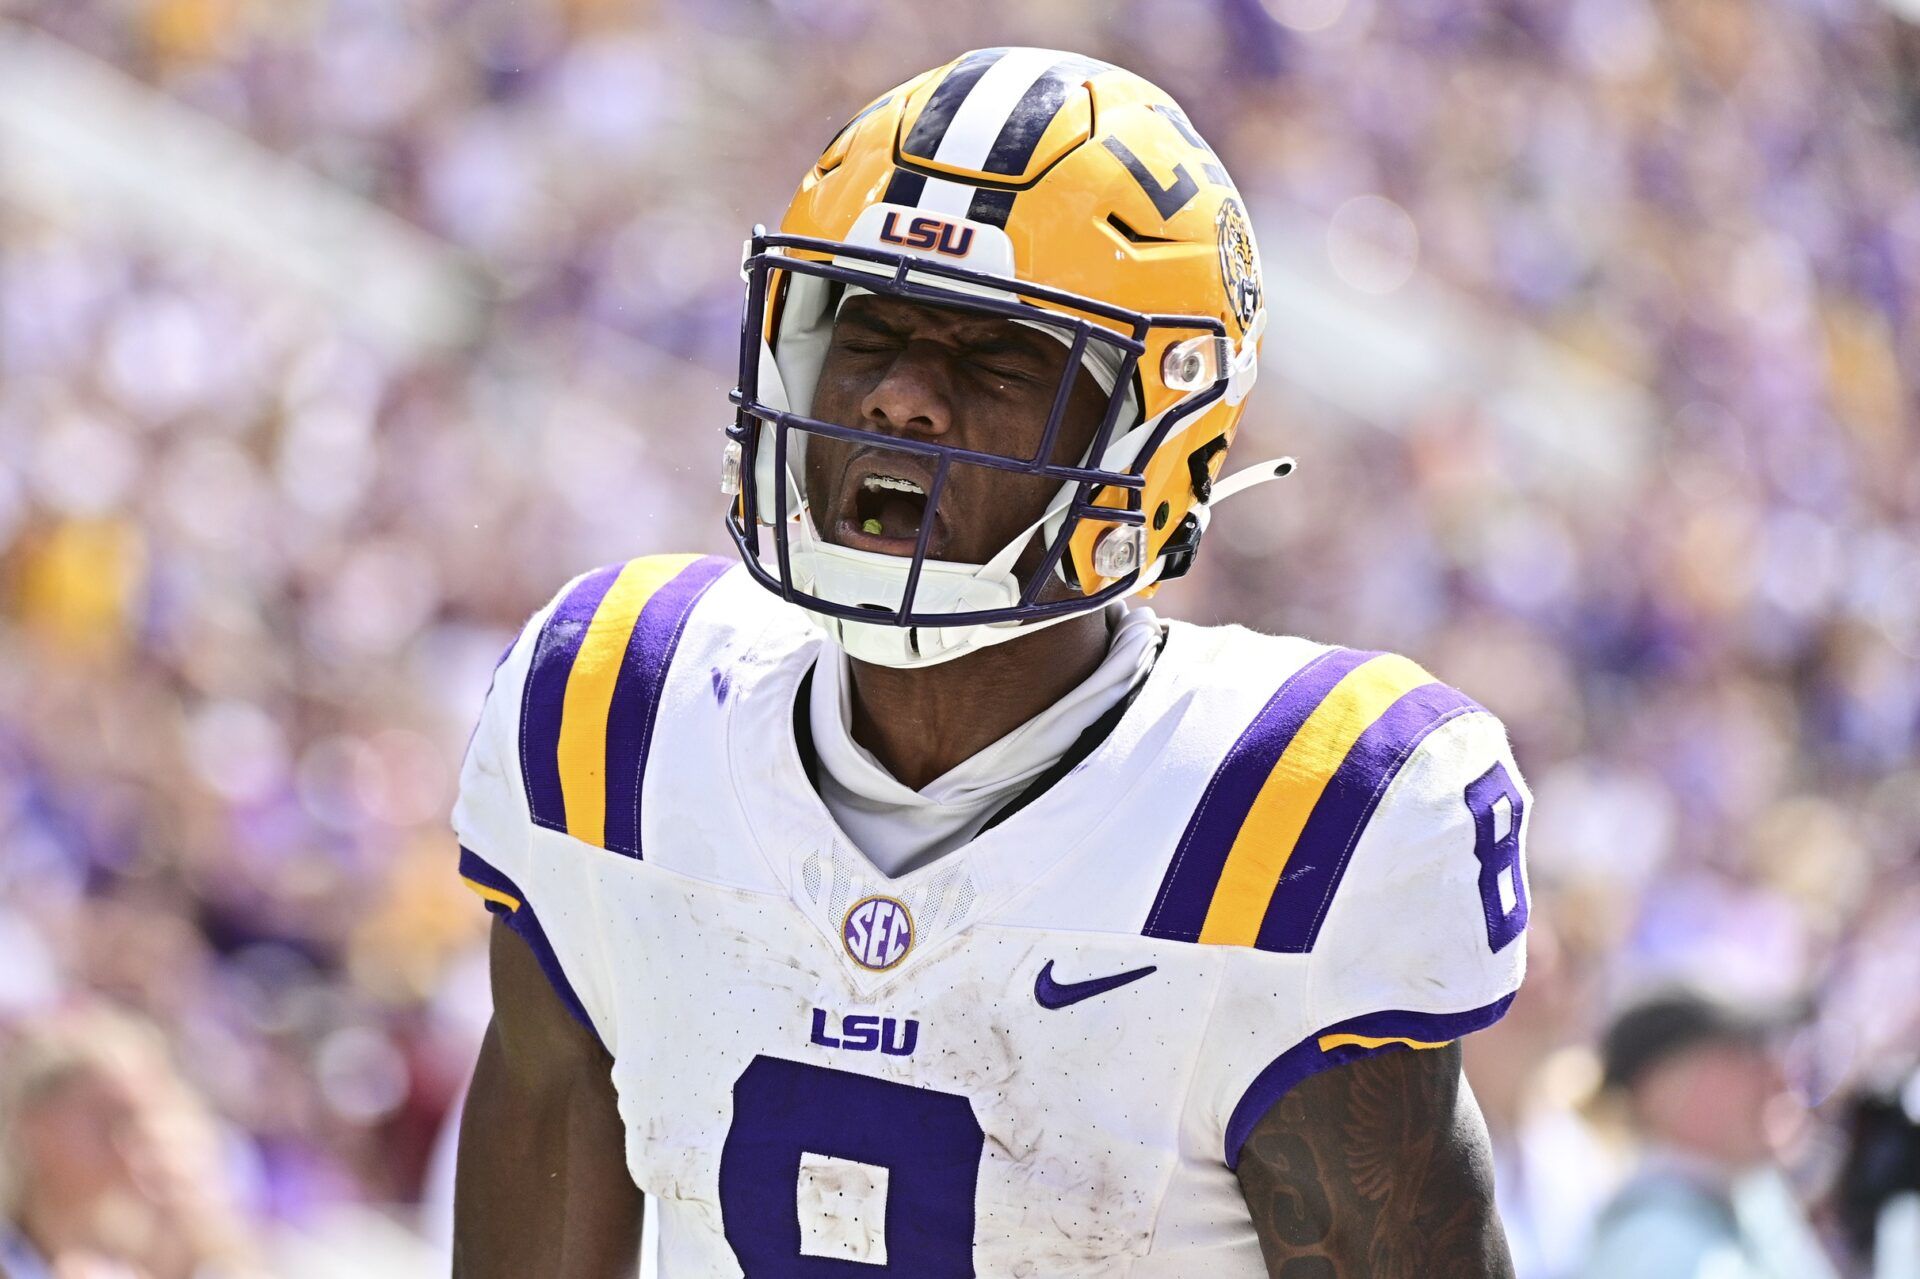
[454,554,1531,1278]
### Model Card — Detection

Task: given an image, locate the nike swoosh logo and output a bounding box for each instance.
[1034,960,1159,1010]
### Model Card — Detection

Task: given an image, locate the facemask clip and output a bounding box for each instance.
[1162,334,1232,392]
[1092,525,1147,579]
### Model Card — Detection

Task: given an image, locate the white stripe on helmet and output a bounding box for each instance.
[931,47,1067,170]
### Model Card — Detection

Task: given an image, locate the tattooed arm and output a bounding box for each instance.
[1234,1042,1514,1279]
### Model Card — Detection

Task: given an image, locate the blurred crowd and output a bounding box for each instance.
[0,0,1916,1274]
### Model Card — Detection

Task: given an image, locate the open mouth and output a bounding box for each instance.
[833,454,944,557]
[855,473,930,538]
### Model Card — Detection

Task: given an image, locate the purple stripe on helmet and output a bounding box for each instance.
[978,56,1109,180]
[884,168,928,207]
[1223,992,1517,1169]
[601,556,732,859]
[967,187,1016,228]
[901,47,1008,160]
[519,564,623,833]
[1141,647,1378,943]
[459,847,602,1045]
[1253,683,1486,953]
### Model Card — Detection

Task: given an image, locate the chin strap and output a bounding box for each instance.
[1156,454,1296,584]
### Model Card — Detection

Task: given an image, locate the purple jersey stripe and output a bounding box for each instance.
[1326,997,1518,1046]
[1253,683,1486,953]
[458,845,520,903]
[458,847,602,1045]
[520,564,623,833]
[601,556,732,859]
[1141,646,1378,942]
[1223,992,1517,1169]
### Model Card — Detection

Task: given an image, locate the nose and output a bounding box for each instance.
[859,343,953,439]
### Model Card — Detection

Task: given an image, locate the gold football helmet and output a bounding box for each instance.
[725,47,1284,667]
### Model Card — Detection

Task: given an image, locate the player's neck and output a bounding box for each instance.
[845,609,1113,791]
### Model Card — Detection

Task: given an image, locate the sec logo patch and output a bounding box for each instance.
[842,895,914,971]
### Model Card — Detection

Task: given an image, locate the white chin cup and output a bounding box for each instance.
[777,467,1077,668]
[789,540,1023,668]
[791,537,1162,669]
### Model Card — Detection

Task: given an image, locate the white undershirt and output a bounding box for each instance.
[809,605,1162,877]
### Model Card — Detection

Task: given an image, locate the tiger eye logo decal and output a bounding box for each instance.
[1216,196,1263,332]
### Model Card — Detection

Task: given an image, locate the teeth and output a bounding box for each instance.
[862,475,925,496]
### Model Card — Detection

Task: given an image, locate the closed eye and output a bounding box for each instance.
[972,361,1039,385]
[967,342,1050,382]
[832,307,907,347]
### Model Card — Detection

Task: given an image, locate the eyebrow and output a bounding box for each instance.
[968,319,1055,351]
[834,305,904,338]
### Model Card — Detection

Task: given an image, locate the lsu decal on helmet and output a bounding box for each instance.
[723,47,1289,667]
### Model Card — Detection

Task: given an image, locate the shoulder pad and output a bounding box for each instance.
[518,553,732,856]
[1143,645,1487,952]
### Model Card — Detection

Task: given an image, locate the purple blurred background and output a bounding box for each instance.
[0,1,1916,1274]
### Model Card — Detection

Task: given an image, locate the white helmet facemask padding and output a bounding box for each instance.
[749,270,845,525]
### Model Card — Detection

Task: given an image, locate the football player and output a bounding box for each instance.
[452,48,1531,1278]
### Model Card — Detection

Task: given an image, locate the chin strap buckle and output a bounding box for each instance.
[1156,511,1205,583]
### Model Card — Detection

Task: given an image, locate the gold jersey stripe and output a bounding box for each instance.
[555,554,704,848]
[1197,653,1437,946]
[461,877,522,913]
[1318,1032,1450,1053]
